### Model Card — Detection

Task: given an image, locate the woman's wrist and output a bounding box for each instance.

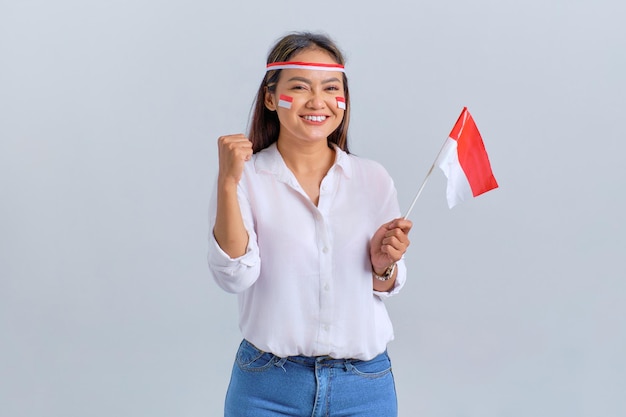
[372,263,396,281]
[217,174,240,192]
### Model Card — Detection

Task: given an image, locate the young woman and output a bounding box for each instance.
[208,32,412,417]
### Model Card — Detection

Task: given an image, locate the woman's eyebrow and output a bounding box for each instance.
[287,76,312,84]
[286,76,342,84]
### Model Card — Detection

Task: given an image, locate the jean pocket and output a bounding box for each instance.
[347,352,392,379]
[236,340,278,372]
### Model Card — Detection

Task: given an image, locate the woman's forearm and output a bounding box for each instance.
[213,179,249,258]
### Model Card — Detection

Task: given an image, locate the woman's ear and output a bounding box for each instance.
[264,89,276,111]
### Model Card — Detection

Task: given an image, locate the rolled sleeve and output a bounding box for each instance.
[208,232,260,293]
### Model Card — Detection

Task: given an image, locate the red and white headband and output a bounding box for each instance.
[266,61,345,72]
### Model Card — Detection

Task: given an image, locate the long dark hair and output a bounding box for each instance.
[248,32,351,154]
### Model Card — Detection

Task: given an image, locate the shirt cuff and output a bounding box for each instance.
[208,232,259,275]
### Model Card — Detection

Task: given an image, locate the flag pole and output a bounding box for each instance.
[403,138,449,220]
[403,164,434,219]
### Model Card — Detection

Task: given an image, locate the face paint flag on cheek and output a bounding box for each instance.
[278,94,293,109]
[336,97,346,110]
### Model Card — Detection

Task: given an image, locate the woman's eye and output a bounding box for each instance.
[326,85,340,91]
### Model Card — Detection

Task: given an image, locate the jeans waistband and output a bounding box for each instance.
[243,339,387,368]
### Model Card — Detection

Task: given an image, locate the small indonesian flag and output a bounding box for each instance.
[336,97,346,110]
[278,94,293,109]
[436,107,498,208]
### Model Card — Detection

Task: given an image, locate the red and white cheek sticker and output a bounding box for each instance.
[336,97,346,110]
[278,94,293,109]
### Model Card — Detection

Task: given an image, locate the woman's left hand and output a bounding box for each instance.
[370,218,413,274]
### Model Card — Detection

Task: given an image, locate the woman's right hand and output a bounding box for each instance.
[217,134,253,187]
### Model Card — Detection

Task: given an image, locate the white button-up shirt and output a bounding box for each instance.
[208,143,406,360]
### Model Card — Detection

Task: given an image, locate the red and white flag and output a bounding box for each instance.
[336,96,346,110]
[278,94,293,109]
[436,107,498,208]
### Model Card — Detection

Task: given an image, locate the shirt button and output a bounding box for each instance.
[323,325,330,332]
[322,247,329,253]
[324,283,330,291]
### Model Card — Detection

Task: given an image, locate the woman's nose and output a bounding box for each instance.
[307,91,325,109]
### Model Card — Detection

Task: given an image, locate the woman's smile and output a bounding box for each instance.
[301,114,329,123]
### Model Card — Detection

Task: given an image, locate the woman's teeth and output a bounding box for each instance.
[303,115,327,122]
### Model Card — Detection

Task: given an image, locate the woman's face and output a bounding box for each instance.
[266,48,346,147]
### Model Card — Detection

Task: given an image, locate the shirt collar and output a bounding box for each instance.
[254,142,352,180]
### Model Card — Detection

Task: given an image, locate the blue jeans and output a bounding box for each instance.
[224,339,398,417]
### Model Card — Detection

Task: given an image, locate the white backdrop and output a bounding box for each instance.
[1,1,625,416]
